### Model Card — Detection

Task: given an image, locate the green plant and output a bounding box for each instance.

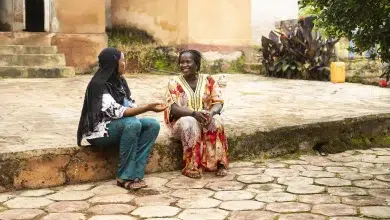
[262,16,339,80]
[299,0,390,80]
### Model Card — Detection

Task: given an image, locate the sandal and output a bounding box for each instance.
[117,179,142,190]
[216,163,228,177]
[183,168,202,179]
[134,178,148,188]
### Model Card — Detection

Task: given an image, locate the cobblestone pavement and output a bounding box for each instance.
[1,74,390,153]
[1,149,390,219]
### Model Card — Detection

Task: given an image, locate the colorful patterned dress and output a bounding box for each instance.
[164,74,229,175]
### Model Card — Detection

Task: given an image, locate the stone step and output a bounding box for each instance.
[0,54,66,67]
[0,66,75,78]
[0,45,57,54]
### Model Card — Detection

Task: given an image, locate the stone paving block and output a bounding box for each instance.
[314,178,352,187]
[229,167,264,175]
[213,190,254,201]
[134,194,177,206]
[0,194,15,203]
[166,177,208,189]
[205,181,244,191]
[46,201,90,213]
[143,176,169,188]
[178,208,228,220]
[311,204,357,216]
[298,194,341,204]
[228,211,278,220]
[341,196,386,206]
[132,206,181,218]
[88,194,135,204]
[360,206,390,218]
[0,209,45,219]
[41,213,86,220]
[329,217,370,220]
[326,167,358,173]
[264,162,288,168]
[255,192,297,203]
[88,204,136,215]
[363,156,390,164]
[62,184,95,191]
[288,165,307,171]
[202,173,236,182]
[20,189,55,197]
[90,185,128,195]
[344,162,375,169]
[46,190,95,201]
[220,200,265,211]
[377,174,390,182]
[237,174,274,184]
[299,155,331,164]
[229,161,255,168]
[170,189,214,199]
[177,197,221,209]
[146,218,180,220]
[263,168,300,177]
[368,188,390,198]
[279,213,326,220]
[301,171,336,178]
[287,184,325,194]
[327,187,367,196]
[246,184,285,194]
[265,202,311,213]
[359,167,390,175]
[353,180,390,188]
[277,176,313,185]
[338,173,373,180]
[89,215,136,220]
[5,197,54,208]
[282,160,309,165]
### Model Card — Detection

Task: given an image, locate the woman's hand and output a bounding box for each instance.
[147,103,167,112]
[194,111,210,125]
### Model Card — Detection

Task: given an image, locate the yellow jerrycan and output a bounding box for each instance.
[330,62,346,83]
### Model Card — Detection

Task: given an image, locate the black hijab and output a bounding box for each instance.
[77,48,131,146]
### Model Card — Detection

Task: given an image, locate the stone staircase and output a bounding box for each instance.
[0,45,75,78]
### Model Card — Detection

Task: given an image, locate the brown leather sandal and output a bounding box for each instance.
[117,179,142,190]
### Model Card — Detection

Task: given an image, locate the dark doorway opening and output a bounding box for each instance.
[25,0,44,32]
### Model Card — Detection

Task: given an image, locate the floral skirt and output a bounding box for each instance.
[171,115,229,174]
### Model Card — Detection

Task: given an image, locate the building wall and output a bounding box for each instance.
[111,0,251,47]
[187,0,252,46]
[111,0,188,45]
[54,0,106,33]
[0,0,13,31]
[251,0,299,45]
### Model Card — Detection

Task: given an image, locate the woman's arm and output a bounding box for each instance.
[123,103,166,117]
[171,103,208,124]
[209,103,223,116]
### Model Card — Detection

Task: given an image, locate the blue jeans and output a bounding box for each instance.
[88,117,160,180]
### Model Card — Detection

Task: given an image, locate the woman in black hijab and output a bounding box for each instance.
[77,48,166,190]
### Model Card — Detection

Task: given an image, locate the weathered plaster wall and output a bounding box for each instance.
[54,0,105,33]
[111,0,188,45]
[187,0,252,46]
[0,0,13,31]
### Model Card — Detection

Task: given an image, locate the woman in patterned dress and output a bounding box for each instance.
[77,48,166,190]
[164,50,229,178]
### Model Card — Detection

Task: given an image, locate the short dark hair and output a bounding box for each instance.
[178,49,202,71]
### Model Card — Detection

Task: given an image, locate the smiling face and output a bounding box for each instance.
[179,52,197,77]
[118,52,126,75]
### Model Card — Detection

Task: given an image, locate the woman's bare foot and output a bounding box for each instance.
[216,163,228,177]
[183,168,202,179]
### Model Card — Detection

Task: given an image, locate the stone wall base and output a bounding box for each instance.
[1,114,389,192]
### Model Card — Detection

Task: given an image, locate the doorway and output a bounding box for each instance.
[25,0,45,32]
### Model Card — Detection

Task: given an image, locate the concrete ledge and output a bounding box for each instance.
[0,54,66,67]
[1,114,389,192]
[0,45,58,54]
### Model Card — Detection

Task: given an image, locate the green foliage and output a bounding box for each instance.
[299,0,390,63]
[262,16,339,80]
[107,26,155,46]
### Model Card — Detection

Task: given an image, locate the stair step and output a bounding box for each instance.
[0,45,57,54]
[0,54,66,67]
[0,66,75,78]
